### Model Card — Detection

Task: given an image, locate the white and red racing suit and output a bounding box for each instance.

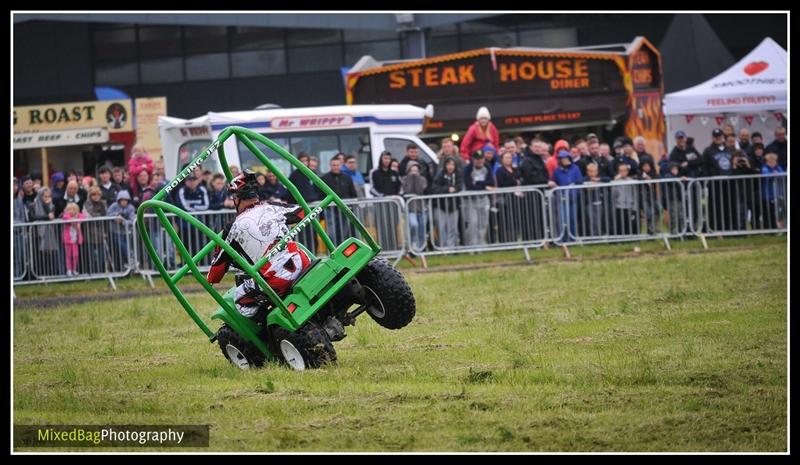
[206,200,311,317]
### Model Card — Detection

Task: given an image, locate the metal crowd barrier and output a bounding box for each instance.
[687,173,788,238]
[13,226,27,281]
[548,178,689,246]
[11,174,788,291]
[133,196,408,286]
[404,185,550,261]
[336,195,407,264]
[12,216,135,288]
[132,209,236,285]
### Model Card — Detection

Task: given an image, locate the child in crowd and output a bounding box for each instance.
[61,202,85,276]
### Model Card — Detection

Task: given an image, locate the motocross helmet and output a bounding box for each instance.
[227,170,260,200]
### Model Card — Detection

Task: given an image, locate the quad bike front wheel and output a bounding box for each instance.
[356,258,416,329]
[216,324,265,370]
[270,321,337,371]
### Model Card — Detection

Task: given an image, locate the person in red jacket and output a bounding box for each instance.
[546,139,570,179]
[460,106,500,163]
[127,143,154,179]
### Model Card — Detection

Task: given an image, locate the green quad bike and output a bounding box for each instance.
[137,126,416,371]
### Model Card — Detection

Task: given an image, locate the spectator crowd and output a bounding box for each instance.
[13,109,788,278]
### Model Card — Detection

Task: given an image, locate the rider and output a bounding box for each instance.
[206,170,312,319]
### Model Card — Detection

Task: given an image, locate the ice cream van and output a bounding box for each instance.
[159,104,437,196]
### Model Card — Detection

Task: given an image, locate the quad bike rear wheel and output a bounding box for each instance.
[356,257,416,329]
[270,321,337,371]
[216,324,265,370]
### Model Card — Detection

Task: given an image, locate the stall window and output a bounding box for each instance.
[290,134,340,172]
[236,137,292,177]
[178,140,218,174]
[382,138,435,171]
[235,129,372,178]
[339,132,372,175]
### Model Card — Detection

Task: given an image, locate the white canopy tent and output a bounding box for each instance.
[663,37,786,151]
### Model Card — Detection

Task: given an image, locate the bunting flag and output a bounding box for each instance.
[759,112,769,123]
[744,115,754,126]
[775,112,783,122]
[715,116,725,126]
[700,116,709,126]
[685,115,695,124]
[729,116,738,126]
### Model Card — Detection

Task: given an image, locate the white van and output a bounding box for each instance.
[159,104,438,196]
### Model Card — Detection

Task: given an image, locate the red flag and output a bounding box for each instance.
[744,115,754,126]
[775,112,783,122]
[715,116,725,126]
[685,115,695,124]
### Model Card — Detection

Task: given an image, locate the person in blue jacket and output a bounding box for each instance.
[761,153,786,230]
[551,150,583,242]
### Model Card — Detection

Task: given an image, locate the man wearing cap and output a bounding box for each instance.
[701,128,737,231]
[177,173,210,212]
[669,130,703,178]
[701,129,728,178]
[612,138,624,158]
[462,150,495,246]
[460,106,500,163]
[610,137,640,177]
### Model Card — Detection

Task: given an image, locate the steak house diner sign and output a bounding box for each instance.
[347,50,627,104]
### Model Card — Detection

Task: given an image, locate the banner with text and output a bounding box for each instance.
[135,97,168,161]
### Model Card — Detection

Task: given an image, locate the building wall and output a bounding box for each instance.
[13,21,94,104]
[14,15,787,118]
[13,21,350,117]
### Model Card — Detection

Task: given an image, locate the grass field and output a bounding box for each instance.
[13,238,787,452]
